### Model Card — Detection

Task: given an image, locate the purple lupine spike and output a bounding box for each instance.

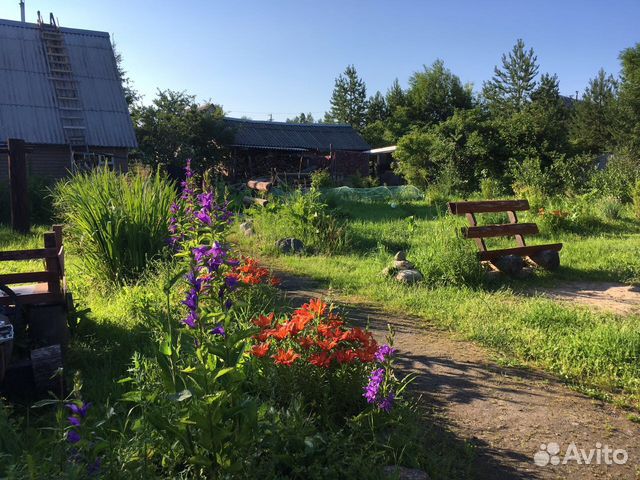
[67,430,81,444]
[363,368,385,404]
[374,344,397,363]
[378,393,395,413]
[211,324,226,337]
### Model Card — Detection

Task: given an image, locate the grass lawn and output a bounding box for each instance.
[239,197,640,409]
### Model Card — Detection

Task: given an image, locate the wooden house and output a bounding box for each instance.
[0,15,136,181]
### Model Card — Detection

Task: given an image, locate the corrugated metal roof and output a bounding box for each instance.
[224,118,370,152]
[0,18,137,148]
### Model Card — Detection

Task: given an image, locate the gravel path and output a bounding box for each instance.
[278,273,640,480]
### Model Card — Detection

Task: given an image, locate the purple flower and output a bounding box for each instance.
[211,324,226,337]
[68,416,81,427]
[88,457,102,476]
[224,299,233,310]
[185,159,193,178]
[182,289,198,310]
[170,203,180,214]
[183,311,198,328]
[198,192,214,212]
[363,368,385,404]
[378,393,395,413]
[66,402,91,418]
[196,210,212,225]
[224,275,238,291]
[67,430,81,444]
[374,344,397,363]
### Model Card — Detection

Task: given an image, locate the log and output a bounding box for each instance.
[243,196,268,207]
[247,180,273,192]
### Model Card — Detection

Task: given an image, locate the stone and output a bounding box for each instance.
[514,266,535,279]
[239,221,254,237]
[383,465,430,480]
[395,269,423,284]
[483,270,503,282]
[530,249,560,271]
[275,238,304,254]
[394,260,414,269]
[394,250,407,261]
[491,255,524,276]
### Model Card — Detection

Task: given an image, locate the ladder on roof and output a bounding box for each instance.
[38,14,89,158]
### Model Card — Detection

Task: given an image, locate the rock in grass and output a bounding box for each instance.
[276,238,304,254]
[395,269,423,284]
[483,270,503,282]
[394,260,414,269]
[530,249,560,271]
[394,251,407,261]
[491,255,524,276]
[383,465,430,480]
[515,266,535,279]
[239,221,254,237]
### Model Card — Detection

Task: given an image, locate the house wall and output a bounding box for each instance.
[0,145,129,182]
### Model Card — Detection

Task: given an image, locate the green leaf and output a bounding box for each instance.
[169,389,192,402]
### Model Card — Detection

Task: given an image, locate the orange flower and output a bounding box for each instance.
[316,338,339,351]
[335,349,358,364]
[251,342,270,358]
[270,323,292,340]
[252,313,275,328]
[272,348,301,366]
[269,277,282,287]
[309,351,333,368]
[291,310,314,331]
[297,335,315,349]
[304,298,327,317]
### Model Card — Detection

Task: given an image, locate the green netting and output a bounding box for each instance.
[323,185,424,202]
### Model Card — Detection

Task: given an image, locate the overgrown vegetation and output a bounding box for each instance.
[53,168,176,286]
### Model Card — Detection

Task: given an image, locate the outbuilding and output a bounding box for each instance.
[0,15,136,181]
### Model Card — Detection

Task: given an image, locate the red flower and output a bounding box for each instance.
[316,338,339,351]
[270,323,292,340]
[297,335,315,349]
[335,349,358,364]
[270,277,282,287]
[309,351,333,368]
[272,348,301,366]
[251,342,270,358]
[252,313,275,328]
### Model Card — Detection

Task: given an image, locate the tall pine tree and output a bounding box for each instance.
[327,65,368,130]
[483,39,539,112]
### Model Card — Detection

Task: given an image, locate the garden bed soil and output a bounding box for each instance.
[278,273,640,480]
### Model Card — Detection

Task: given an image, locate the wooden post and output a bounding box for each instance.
[7,139,30,234]
[43,232,61,295]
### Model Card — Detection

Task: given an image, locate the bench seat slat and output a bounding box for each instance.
[448,200,530,215]
[478,243,563,261]
[463,223,539,239]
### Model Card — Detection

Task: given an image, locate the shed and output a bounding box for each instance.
[0,16,137,180]
[223,117,371,181]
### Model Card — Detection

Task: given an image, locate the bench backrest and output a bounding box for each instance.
[447,200,562,261]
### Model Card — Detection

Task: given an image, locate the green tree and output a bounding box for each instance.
[131,90,233,173]
[327,65,368,130]
[385,78,407,112]
[570,69,618,153]
[483,39,539,112]
[617,43,640,155]
[286,112,315,123]
[367,91,388,124]
[406,60,472,126]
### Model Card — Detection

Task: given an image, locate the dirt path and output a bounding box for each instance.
[528,281,640,316]
[278,273,640,480]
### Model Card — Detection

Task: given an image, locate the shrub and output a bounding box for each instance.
[480,176,502,199]
[633,180,640,219]
[551,153,597,195]
[597,196,623,221]
[250,189,349,254]
[54,167,176,286]
[591,154,640,201]
[310,169,334,190]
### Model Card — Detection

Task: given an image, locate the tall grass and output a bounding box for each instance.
[54,168,176,286]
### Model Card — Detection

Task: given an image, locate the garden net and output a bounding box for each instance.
[324,185,424,202]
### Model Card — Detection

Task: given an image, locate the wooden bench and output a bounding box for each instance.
[0,225,66,306]
[447,200,562,271]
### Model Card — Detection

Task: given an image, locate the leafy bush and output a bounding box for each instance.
[480,176,502,199]
[551,153,597,194]
[250,189,349,254]
[591,154,640,201]
[633,180,640,219]
[597,196,623,220]
[54,167,176,286]
[310,169,335,190]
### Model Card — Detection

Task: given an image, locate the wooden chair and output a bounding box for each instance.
[447,200,562,269]
[0,225,66,306]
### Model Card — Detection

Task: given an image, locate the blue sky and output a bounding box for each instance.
[2,0,638,120]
